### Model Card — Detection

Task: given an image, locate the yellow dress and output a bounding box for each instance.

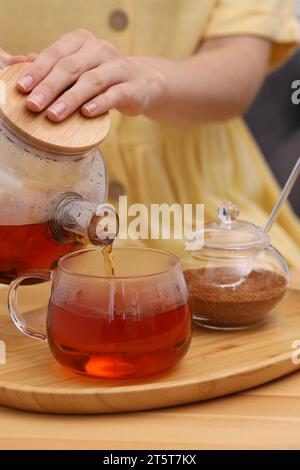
[1,0,300,266]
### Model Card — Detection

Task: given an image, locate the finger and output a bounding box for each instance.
[26,50,95,112]
[0,47,11,65]
[46,62,125,121]
[81,83,139,117]
[8,55,28,65]
[16,29,92,93]
[27,53,39,62]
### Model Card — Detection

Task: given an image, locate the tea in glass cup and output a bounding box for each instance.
[8,247,192,379]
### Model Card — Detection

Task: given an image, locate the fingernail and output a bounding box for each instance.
[47,101,67,118]
[83,102,98,114]
[17,74,34,91]
[27,92,46,110]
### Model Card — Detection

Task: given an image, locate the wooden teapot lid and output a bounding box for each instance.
[0,63,110,154]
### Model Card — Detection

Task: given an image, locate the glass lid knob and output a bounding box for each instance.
[217,202,240,225]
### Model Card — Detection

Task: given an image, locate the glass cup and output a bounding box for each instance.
[8,247,192,379]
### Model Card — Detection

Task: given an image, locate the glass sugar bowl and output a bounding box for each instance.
[180,202,290,330]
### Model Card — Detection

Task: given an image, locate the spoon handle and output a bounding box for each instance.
[264,157,300,233]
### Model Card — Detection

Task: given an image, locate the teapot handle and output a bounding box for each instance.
[8,270,53,342]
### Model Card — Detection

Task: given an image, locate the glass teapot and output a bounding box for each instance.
[180,202,290,330]
[0,63,117,284]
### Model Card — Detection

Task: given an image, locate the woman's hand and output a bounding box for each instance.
[15,30,271,126]
[16,29,166,122]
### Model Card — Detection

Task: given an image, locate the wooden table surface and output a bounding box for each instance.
[0,272,300,450]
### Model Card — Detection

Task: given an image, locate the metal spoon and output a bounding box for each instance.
[264,157,300,234]
[236,157,300,284]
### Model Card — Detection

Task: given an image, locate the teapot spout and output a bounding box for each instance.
[51,193,118,246]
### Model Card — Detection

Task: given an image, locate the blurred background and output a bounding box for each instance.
[245,0,300,216]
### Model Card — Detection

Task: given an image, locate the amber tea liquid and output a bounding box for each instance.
[47,300,191,379]
[48,245,187,379]
[0,222,83,284]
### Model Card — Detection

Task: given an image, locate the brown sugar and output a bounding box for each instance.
[184,268,288,329]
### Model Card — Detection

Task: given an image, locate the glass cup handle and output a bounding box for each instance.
[7,269,53,342]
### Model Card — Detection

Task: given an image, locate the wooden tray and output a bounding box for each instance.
[0,289,300,414]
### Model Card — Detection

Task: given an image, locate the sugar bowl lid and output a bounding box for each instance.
[0,63,110,154]
[203,202,269,251]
